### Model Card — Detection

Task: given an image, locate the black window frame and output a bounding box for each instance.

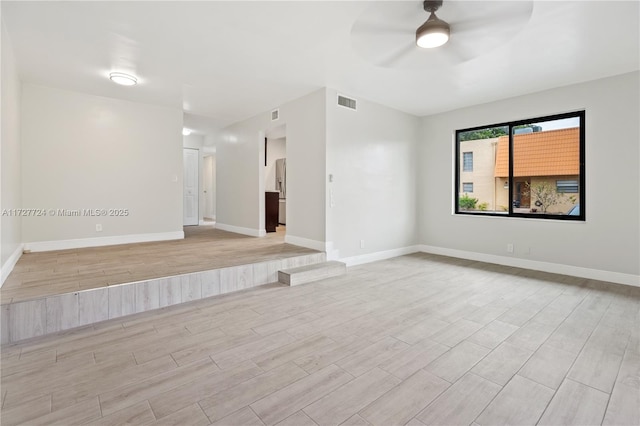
[454,110,585,221]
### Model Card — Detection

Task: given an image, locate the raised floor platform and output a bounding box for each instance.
[1,225,328,344]
[1,225,315,304]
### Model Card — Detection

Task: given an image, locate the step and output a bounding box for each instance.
[278,261,347,286]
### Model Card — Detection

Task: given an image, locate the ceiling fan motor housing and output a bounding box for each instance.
[424,0,443,13]
[416,0,450,48]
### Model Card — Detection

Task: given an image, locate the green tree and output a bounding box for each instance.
[459,124,542,141]
[514,124,542,132]
[459,127,508,141]
[524,181,564,213]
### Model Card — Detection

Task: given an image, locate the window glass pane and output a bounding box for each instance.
[458,126,509,214]
[463,152,473,171]
[511,116,581,215]
[557,180,579,193]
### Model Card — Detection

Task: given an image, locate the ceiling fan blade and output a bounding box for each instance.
[452,17,526,36]
[352,20,412,36]
[441,40,475,65]
[451,19,487,35]
[448,2,533,35]
[351,1,422,37]
[376,43,416,68]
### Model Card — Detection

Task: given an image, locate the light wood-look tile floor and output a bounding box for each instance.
[1,253,638,426]
[2,225,315,303]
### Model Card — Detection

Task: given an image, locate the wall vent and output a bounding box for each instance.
[337,95,357,110]
[271,109,280,121]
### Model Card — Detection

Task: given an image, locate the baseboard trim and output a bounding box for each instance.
[340,245,420,267]
[325,241,340,260]
[215,223,262,237]
[23,232,185,253]
[419,245,640,288]
[1,243,24,287]
[284,235,326,252]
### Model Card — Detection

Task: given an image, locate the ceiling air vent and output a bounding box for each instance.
[271,109,280,121]
[337,95,357,110]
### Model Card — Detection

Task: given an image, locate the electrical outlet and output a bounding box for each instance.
[507,243,514,253]
[360,240,365,249]
[96,224,103,232]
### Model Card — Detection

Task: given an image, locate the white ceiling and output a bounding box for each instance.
[3,1,639,140]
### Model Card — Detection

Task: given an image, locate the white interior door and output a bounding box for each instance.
[183,148,199,226]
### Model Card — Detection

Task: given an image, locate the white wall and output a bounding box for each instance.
[217,87,420,258]
[265,137,286,193]
[326,89,419,260]
[284,90,326,245]
[21,84,184,248]
[217,88,326,245]
[203,154,216,219]
[1,18,23,282]
[419,72,640,280]
[216,114,266,236]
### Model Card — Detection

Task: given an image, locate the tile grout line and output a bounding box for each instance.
[528,290,614,425]
[471,286,593,425]
[593,301,633,424]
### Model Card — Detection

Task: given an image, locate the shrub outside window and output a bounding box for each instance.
[455,111,585,220]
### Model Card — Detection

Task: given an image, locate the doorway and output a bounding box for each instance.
[514,179,531,208]
[183,148,199,226]
[264,125,287,235]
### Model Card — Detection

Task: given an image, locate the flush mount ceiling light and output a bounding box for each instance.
[182,129,191,136]
[416,0,450,48]
[109,72,137,86]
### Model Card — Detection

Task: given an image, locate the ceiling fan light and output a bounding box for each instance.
[109,72,137,86]
[416,13,450,48]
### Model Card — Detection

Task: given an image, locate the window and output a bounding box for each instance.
[462,152,473,171]
[556,180,579,193]
[455,111,585,220]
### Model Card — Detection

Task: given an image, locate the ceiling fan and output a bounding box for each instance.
[350,1,534,68]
